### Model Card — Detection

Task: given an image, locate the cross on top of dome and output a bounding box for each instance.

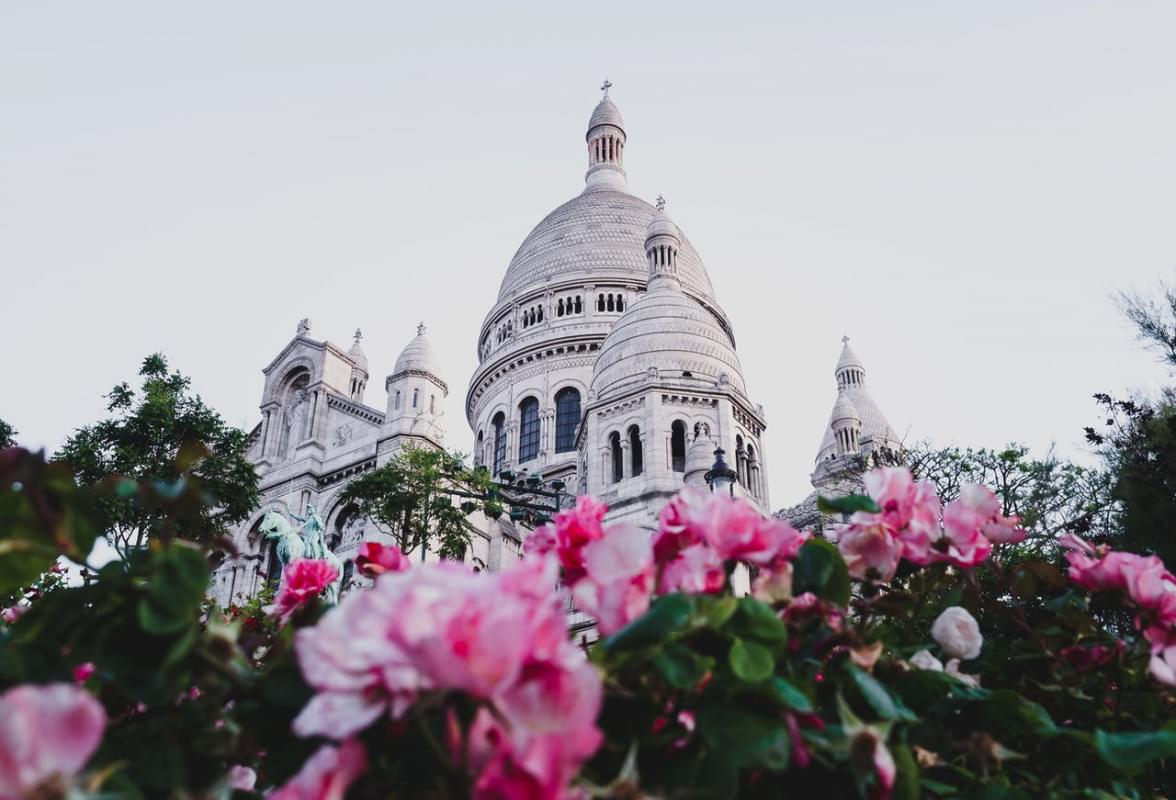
[656,195,666,212]
[417,322,427,336]
[600,78,612,97]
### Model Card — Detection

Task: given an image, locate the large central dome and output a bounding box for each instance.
[496,189,716,303]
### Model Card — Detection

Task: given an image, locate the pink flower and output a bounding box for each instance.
[752,562,794,604]
[531,496,608,584]
[0,684,107,798]
[572,525,655,635]
[1059,641,1123,674]
[355,541,410,577]
[936,498,994,568]
[658,542,726,595]
[292,556,603,797]
[837,519,903,582]
[1149,643,1176,687]
[72,663,95,684]
[657,488,768,564]
[227,764,257,791]
[0,607,23,625]
[849,726,896,800]
[266,559,340,623]
[955,485,1026,544]
[269,739,366,800]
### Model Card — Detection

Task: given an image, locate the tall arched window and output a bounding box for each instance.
[475,430,485,467]
[430,394,436,414]
[412,389,419,408]
[610,432,623,483]
[492,412,506,476]
[554,387,581,453]
[746,443,759,497]
[395,390,402,410]
[735,435,748,487]
[628,425,643,476]
[518,398,540,462]
[671,421,687,472]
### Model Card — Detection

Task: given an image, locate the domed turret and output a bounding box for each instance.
[815,337,900,465]
[585,79,627,192]
[385,323,447,445]
[684,427,716,487]
[835,336,866,389]
[830,390,863,456]
[591,202,745,400]
[347,328,369,402]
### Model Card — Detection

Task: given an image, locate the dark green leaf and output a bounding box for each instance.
[602,593,693,653]
[792,538,851,606]
[892,744,921,800]
[654,643,713,689]
[1093,728,1176,773]
[729,639,774,682]
[846,664,917,721]
[770,676,814,712]
[818,494,880,515]
[725,596,787,643]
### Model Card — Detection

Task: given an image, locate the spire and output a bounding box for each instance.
[585,81,627,191]
[645,196,682,288]
[347,328,369,401]
[835,335,866,390]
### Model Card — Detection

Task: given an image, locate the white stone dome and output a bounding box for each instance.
[646,207,680,240]
[587,97,624,133]
[496,190,715,303]
[836,340,865,372]
[392,326,438,376]
[831,391,861,423]
[591,279,745,400]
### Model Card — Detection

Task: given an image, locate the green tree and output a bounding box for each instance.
[339,446,499,560]
[54,354,259,553]
[906,442,1117,540]
[0,418,16,448]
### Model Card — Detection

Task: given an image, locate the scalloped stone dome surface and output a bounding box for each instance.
[591,282,745,400]
[495,190,716,303]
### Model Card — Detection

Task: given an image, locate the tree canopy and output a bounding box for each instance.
[54,354,259,552]
[0,419,16,449]
[339,446,499,561]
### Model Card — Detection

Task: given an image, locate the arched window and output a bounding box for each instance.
[518,397,540,462]
[265,540,282,586]
[747,443,759,497]
[597,294,605,312]
[607,295,615,312]
[554,387,581,453]
[492,412,506,475]
[476,430,485,466]
[341,561,354,593]
[628,425,643,476]
[574,296,582,314]
[610,432,623,483]
[430,395,436,414]
[735,435,748,487]
[412,389,419,409]
[671,421,687,472]
[558,299,564,317]
[395,390,401,410]
[617,296,625,312]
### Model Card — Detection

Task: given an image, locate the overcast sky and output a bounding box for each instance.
[3,1,1173,505]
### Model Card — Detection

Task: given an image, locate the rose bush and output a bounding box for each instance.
[2,447,1175,798]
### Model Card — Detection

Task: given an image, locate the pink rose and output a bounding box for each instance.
[269,739,366,800]
[848,726,895,800]
[572,525,655,635]
[0,684,107,798]
[355,541,410,577]
[1150,644,1176,687]
[955,485,1026,544]
[657,488,767,563]
[72,663,96,685]
[936,498,994,568]
[751,562,794,604]
[535,496,608,584]
[837,520,903,582]
[465,707,600,800]
[227,764,257,791]
[0,606,24,625]
[658,542,726,595]
[266,559,340,623]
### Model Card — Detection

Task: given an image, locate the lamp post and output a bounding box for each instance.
[704,447,738,497]
[457,468,571,527]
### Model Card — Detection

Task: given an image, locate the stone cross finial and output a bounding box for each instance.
[600,78,612,97]
[353,328,363,344]
[297,318,311,337]
[842,335,850,344]
[417,322,426,336]
[655,195,666,212]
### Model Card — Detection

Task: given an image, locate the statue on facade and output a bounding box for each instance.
[279,388,308,459]
[284,502,344,603]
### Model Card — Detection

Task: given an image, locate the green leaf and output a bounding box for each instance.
[601,593,693,653]
[792,538,851,606]
[770,676,814,712]
[818,494,880,515]
[725,596,788,643]
[891,744,922,800]
[1093,728,1176,773]
[729,639,774,683]
[697,703,790,769]
[846,663,917,721]
[654,643,713,689]
[697,595,738,628]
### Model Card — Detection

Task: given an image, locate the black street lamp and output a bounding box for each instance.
[704,448,738,497]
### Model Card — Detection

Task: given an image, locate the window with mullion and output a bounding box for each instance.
[518,398,540,462]
[554,388,581,453]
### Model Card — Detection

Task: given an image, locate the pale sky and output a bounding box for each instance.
[2,1,1173,505]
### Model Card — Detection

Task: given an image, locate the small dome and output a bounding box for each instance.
[591,282,744,400]
[392,324,439,377]
[831,391,861,424]
[836,338,864,372]
[348,329,368,372]
[686,432,715,474]
[646,206,680,241]
[587,97,624,135]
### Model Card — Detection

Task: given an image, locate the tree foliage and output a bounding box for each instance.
[339,446,499,561]
[906,441,1117,541]
[0,419,15,449]
[54,354,259,552]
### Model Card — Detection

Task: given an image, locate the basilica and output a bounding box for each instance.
[209,86,901,606]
